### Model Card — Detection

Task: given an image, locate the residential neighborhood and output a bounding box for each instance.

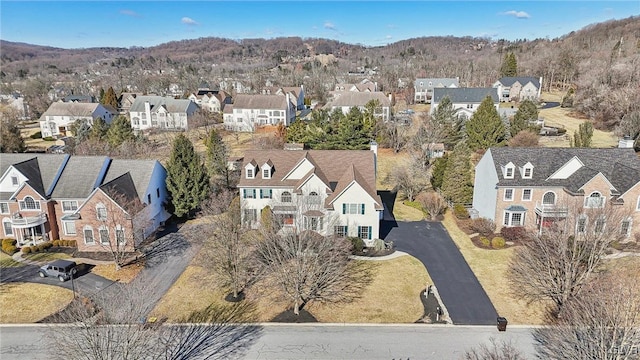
[1,5,639,359]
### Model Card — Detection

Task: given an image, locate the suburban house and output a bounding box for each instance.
[220,79,251,94]
[62,95,96,103]
[493,77,542,102]
[430,88,499,119]
[118,92,142,114]
[39,102,116,138]
[237,146,384,244]
[324,92,392,122]
[472,146,640,236]
[262,85,305,110]
[223,94,295,132]
[334,79,378,93]
[188,91,232,113]
[129,96,199,131]
[0,154,170,253]
[414,77,459,103]
[0,93,29,120]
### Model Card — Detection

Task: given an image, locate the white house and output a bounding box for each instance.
[493,77,542,102]
[324,92,392,122]
[237,147,384,244]
[263,86,305,110]
[414,77,459,103]
[223,94,295,132]
[39,102,116,138]
[0,93,29,120]
[430,88,499,119]
[129,96,198,131]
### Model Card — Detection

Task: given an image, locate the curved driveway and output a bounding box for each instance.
[384,221,498,325]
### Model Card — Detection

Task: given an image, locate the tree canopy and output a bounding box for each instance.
[500,52,517,77]
[166,134,210,218]
[466,96,506,151]
[511,99,538,137]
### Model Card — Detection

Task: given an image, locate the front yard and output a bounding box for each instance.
[0,283,73,323]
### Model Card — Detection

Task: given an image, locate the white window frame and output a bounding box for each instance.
[0,202,9,214]
[281,191,292,203]
[576,216,588,234]
[584,192,605,209]
[358,226,371,240]
[63,221,76,235]
[246,168,254,179]
[11,176,19,186]
[304,216,323,231]
[522,166,533,179]
[99,227,110,245]
[61,200,78,213]
[262,168,271,179]
[621,218,632,237]
[19,196,40,211]
[594,217,606,234]
[542,191,556,205]
[334,225,348,237]
[504,165,514,179]
[308,192,321,205]
[503,211,525,227]
[3,218,13,236]
[84,226,95,245]
[96,204,107,221]
[522,189,532,201]
[115,226,125,244]
[504,188,514,201]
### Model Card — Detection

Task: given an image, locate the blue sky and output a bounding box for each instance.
[1,1,638,49]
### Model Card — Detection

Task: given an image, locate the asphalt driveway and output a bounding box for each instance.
[383,221,498,325]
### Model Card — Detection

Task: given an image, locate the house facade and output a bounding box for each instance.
[430,88,499,119]
[39,102,116,138]
[493,77,542,102]
[324,92,391,122]
[414,78,459,103]
[237,148,383,244]
[263,86,305,110]
[223,94,295,132]
[472,147,640,237]
[0,154,170,253]
[129,96,198,131]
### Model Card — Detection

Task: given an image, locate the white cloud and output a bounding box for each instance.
[120,9,140,18]
[324,21,337,31]
[385,35,392,39]
[502,10,531,19]
[181,17,199,25]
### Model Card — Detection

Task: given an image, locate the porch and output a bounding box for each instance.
[11,212,49,246]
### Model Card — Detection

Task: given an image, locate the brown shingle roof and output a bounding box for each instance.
[325,92,390,107]
[233,94,288,110]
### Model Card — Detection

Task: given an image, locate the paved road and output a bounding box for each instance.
[0,324,536,360]
[384,221,498,325]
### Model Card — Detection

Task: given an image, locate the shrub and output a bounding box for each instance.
[4,245,17,254]
[491,237,506,249]
[500,226,527,242]
[349,237,365,253]
[469,218,496,235]
[453,204,469,220]
[43,136,55,141]
[479,236,490,248]
[30,245,39,252]
[52,240,60,247]
[2,239,16,247]
[43,241,53,249]
[61,240,69,247]
[30,131,43,139]
[372,238,385,251]
[38,244,47,252]
[22,246,31,254]
[70,240,77,247]
[404,200,427,215]
[2,239,18,254]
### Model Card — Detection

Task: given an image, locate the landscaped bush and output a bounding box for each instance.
[500,226,527,242]
[2,239,18,254]
[52,240,60,247]
[2,239,16,247]
[372,238,385,251]
[491,237,506,249]
[30,131,42,139]
[43,136,55,141]
[453,204,469,220]
[469,218,496,235]
[349,237,365,253]
[61,240,69,246]
[4,245,17,254]
[22,246,31,254]
[70,240,77,247]
[479,236,490,248]
[30,245,39,252]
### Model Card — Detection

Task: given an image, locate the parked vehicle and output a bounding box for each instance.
[39,259,77,282]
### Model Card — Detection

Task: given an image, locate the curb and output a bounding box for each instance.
[350,250,408,261]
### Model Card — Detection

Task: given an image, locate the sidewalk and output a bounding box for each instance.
[350,250,408,261]
[11,251,113,266]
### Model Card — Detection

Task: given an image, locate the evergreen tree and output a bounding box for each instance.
[466,96,507,151]
[430,154,448,191]
[106,115,135,148]
[89,118,109,141]
[572,122,594,148]
[0,119,26,153]
[99,88,105,103]
[500,52,518,77]
[166,134,210,218]
[205,128,231,189]
[511,99,538,137]
[441,141,473,205]
[102,87,119,109]
[433,96,464,149]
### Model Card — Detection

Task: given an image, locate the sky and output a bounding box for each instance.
[1,1,639,49]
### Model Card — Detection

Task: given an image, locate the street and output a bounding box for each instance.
[0,324,537,359]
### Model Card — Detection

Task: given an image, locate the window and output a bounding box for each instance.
[304,216,323,231]
[19,196,40,211]
[594,217,606,234]
[63,221,76,235]
[156,188,160,198]
[260,189,272,199]
[84,227,95,244]
[281,191,292,203]
[243,189,256,199]
[246,168,254,179]
[99,227,109,245]
[279,214,294,226]
[263,168,270,178]
[621,219,632,237]
[358,226,372,240]
[132,117,140,126]
[96,204,107,220]
[334,226,348,237]
[343,203,365,215]
[504,166,514,179]
[576,216,587,233]
[503,211,526,227]
[11,176,18,186]
[308,192,321,204]
[542,192,556,205]
[147,194,152,204]
[116,227,125,244]
[243,209,257,225]
[636,196,640,211]
[585,192,604,208]
[3,219,12,236]
[522,189,532,201]
[504,189,514,201]
[0,203,8,214]
[61,201,78,212]
[523,167,532,178]
[466,104,473,109]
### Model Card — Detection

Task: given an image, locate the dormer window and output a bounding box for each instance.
[585,192,605,208]
[521,162,534,179]
[263,169,270,178]
[261,161,273,179]
[503,163,515,179]
[245,161,258,179]
[246,168,254,179]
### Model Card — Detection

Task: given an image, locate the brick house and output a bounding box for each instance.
[0,154,170,252]
[472,147,640,237]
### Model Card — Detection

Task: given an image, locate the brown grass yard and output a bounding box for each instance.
[91,262,144,283]
[0,251,23,267]
[22,252,71,262]
[441,213,548,325]
[376,148,410,190]
[0,283,73,323]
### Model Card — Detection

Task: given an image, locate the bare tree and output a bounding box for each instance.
[464,337,526,360]
[509,200,631,316]
[389,165,424,202]
[417,191,446,220]
[534,269,640,360]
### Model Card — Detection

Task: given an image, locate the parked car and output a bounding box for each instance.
[39,259,77,282]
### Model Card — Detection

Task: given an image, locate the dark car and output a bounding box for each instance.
[39,259,77,282]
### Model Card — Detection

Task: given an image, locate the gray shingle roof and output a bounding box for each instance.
[99,172,140,211]
[325,92,390,107]
[497,77,541,89]
[488,147,640,195]
[0,154,68,197]
[232,94,288,110]
[433,88,499,104]
[129,96,193,113]
[103,159,157,202]
[41,102,103,117]
[414,78,459,90]
[50,156,110,199]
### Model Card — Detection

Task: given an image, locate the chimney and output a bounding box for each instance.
[618,135,635,149]
[370,140,378,178]
[144,101,151,113]
[374,81,378,92]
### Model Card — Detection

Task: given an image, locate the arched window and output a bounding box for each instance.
[542,192,556,205]
[3,218,13,236]
[20,196,40,210]
[308,191,320,204]
[585,192,604,208]
[281,191,292,203]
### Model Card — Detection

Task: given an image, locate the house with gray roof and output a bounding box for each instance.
[238,145,383,244]
[414,77,459,103]
[493,77,542,102]
[0,154,169,255]
[430,88,499,119]
[129,96,198,131]
[39,102,116,138]
[224,94,295,132]
[472,146,640,237]
[324,91,391,122]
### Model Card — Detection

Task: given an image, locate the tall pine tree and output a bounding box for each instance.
[441,141,473,205]
[572,122,594,148]
[103,87,119,109]
[89,118,110,141]
[166,134,210,218]
[106,115,135,148]
[511,99,538,137]
[500,52,518,77]
[205,128,231,189]
[466,96,506,151]
[433,96,464,149]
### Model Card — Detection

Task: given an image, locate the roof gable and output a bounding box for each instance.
[548,156,584,180]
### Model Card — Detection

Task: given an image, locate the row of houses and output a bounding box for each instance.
[415,76,542,104]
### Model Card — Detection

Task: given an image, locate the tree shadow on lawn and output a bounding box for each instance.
[271,308,318,323]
